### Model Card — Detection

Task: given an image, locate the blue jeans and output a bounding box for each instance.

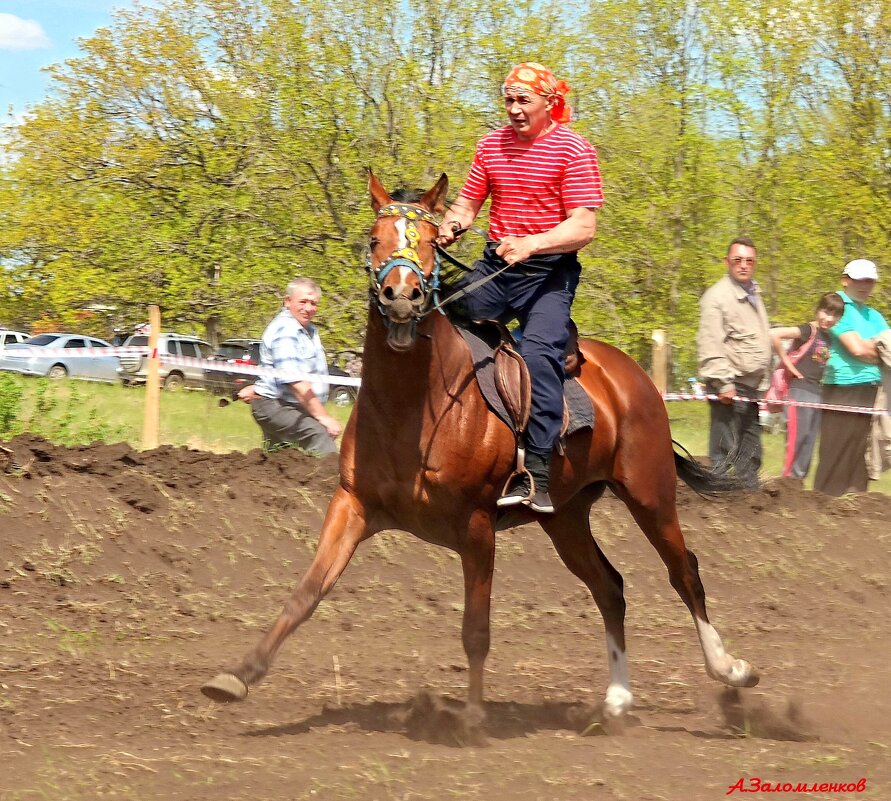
[455,243,581,456]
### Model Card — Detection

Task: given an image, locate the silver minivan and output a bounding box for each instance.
[118,333,214,390]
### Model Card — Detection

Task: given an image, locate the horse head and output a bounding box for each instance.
[366,170,448,351]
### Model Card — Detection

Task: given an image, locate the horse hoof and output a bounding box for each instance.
[201,673,248,703]
[727,659,760,688]
[603,685,634,718]
[709,660,760,689]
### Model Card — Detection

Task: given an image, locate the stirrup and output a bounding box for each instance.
[495,473,532,509]
[498,448,534,508]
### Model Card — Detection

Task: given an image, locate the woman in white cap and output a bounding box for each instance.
[814,259,889,495]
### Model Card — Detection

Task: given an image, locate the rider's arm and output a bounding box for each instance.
[520,206,597,256]
[437,196,485,246]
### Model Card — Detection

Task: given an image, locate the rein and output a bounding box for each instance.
[367,204,506,322]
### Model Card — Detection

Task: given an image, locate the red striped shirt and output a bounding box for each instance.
[457,124,603,241]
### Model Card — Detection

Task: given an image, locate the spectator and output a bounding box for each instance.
[769,292,844,480]
[697,237,772,487]
[867,388,891,481]
[240,277,341,456]
[814,260,889,495]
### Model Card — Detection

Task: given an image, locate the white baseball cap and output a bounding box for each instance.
[842,259,878,281]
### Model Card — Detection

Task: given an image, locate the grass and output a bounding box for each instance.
[0,373,888,493]
[0,374,352,453]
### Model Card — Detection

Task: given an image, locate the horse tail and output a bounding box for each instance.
[671,440,751,494]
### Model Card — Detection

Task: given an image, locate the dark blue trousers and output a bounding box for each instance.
[456,243,581,456]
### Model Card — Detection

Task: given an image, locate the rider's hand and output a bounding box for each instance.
[435,220,461,248]
[789,367,804,380]
[496,235,538,266]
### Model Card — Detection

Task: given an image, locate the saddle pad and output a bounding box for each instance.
[458,327,594,437]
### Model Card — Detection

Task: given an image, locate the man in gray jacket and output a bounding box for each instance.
[697,237,772,487]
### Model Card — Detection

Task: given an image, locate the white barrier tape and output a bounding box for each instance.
[9,346,883,405]
[157,353,363,387]
[662,392,887,416]
[2,345,362,387]
[3,345,149,357]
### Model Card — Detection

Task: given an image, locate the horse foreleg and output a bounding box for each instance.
[459,510,496,710]
[612,483,759,689]
[539,486,633,718]
[201,487,370,703]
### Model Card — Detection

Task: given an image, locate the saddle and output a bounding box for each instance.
[458,319,592,445]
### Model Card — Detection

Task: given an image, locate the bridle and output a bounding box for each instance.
[366,202,508,332]
[366,203,443,325]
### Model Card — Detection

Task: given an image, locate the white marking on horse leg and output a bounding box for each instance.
[695,617,759,688]
[603,632,633,718]
[394,217,407,250]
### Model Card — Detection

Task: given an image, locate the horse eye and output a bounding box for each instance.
[369,237,380,248]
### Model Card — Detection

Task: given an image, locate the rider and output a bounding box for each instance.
[436,62,603,513]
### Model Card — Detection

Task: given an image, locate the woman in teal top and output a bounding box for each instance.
[815,259,889,495]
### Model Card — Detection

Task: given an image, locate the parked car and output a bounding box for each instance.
[0,330,29,350]
[0,333,121,382]
[204,338,359,405]
[118,333,214,390]
[203,339,261,397]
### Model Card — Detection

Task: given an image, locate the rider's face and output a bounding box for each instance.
[504,89,555,140]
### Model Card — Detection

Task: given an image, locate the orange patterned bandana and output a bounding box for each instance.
[502,62,573,124]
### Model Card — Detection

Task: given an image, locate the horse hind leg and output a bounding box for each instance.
[611,482,759,689]
[539,485,634,719]
[202,487,370,702]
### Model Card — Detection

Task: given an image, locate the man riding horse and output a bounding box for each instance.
[436,62,603,514]
[200,70,759,721]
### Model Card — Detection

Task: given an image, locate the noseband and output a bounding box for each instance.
[366,203,443,323]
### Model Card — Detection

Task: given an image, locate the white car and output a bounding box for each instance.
[0,330,29,350]
[0,333,121,382]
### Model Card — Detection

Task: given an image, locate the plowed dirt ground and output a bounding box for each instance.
[1,436,889,800]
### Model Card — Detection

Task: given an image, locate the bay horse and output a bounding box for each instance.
[201,171,759,719]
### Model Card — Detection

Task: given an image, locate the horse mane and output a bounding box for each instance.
[390,188,425,203]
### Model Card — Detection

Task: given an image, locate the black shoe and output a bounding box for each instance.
[526,489,555,514]
[496,473,531,508]
[524,451,555,514]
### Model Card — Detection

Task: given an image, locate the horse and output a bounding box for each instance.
[201,171,759,720]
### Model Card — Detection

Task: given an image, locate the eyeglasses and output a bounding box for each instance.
[729,258,755,266]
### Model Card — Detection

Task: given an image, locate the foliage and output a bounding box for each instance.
[0,374,22,437]
[0,0,889,382]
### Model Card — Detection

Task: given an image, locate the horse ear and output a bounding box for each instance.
[420,173,449,215]
[367,168,391,213]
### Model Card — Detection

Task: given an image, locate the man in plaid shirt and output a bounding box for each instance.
[244,277,341,455]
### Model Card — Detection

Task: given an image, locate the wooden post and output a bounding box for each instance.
[651,329,668,395]
[141,305,161,450]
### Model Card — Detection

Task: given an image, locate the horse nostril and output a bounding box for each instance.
[409,287,423,302]
[382,286,396,301]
